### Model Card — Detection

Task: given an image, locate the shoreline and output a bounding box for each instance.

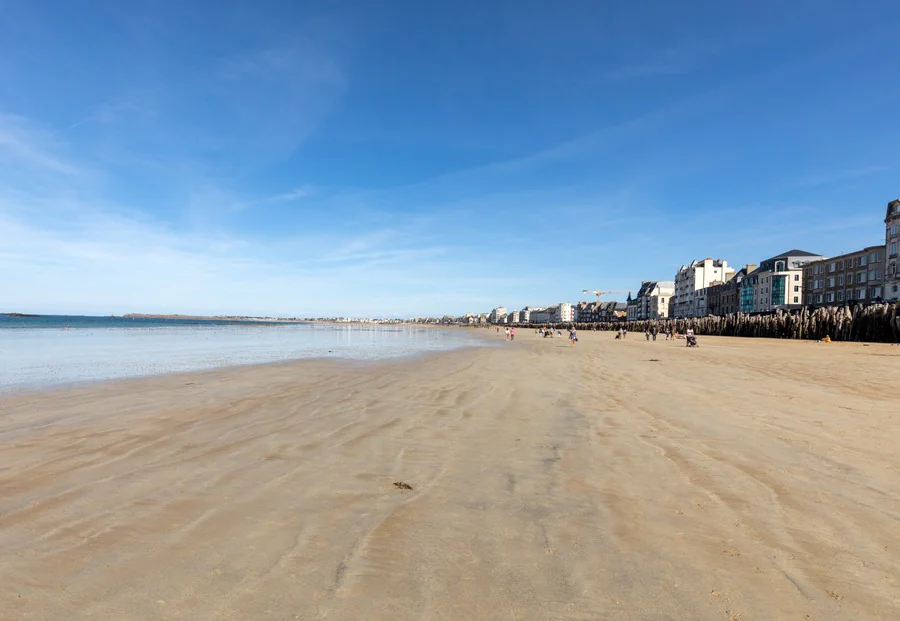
[0,328,892,401]
[1,324,492,397]
[2,331,898,619]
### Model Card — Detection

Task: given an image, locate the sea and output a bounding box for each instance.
[0,315,484,392]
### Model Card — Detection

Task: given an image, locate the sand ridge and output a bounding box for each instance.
[1,331,898,620]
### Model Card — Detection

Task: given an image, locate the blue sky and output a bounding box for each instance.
[1,0,899,317]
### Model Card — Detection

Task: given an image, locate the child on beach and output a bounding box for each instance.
[569,327,577,347]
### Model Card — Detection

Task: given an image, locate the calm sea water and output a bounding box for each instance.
[0,315,483,392]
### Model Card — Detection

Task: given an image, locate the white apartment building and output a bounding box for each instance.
[489,307,507,324]
[508,310,521,324]
[527,303,572,324]
[554,302,574,323]
[674,258,734,318]
[519,308,532,323]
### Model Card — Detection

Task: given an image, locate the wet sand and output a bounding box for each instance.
[1,331,899,620]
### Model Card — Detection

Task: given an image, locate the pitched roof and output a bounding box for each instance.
[636,281,657,297]
[772,249,821,258]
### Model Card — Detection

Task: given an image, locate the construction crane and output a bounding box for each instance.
[582,289,630,304]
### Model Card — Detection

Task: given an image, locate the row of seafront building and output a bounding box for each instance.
[621,198,900,320]
[487,300,627,326]
[484,198,900,325]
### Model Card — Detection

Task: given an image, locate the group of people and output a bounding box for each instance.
[529,326,579,346]
[615,325,698,347]
[500,324,696,347]
[536,327,562,338]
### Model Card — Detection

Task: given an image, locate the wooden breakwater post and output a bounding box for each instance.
[520,302,900,343]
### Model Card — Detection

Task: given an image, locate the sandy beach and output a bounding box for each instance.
[1,331,899,620]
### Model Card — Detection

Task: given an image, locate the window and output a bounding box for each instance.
[872,287,882,299]
[827,277,835,287]
[891,241,897,257]
[890,263,897,275]
[838,275,845,286]
[869,269,880,281]
[837,290,844,302]
[794,285,799,292]
[775,260,785,272]
[846,289,854,301]
[857,272,866,284]
[829,262,836,273]
[876,250,883,262]
[816,294,823,304]
[869,252,876,263]
[826,292,835,303]
[860,255,868,267]
[858,287,867,300]
[845,259,853,270]
[793,296,798,303]
[794,274,799,281]
[892,224,898,236]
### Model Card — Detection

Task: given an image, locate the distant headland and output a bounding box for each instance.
[1,312,41,317]
[120,313,307,323]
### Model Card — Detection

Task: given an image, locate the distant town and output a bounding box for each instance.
[441,197,900,326]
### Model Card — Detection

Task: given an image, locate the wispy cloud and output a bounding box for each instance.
[268,185,315,202]
[0,181,513,316]
[68,99,144,130]
[205,42,348,165]
[0,114,83,176]
[602,50,696,80]
[790,164,896,188]
[600,40,728,81]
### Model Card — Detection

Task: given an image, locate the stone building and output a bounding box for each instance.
[705,265,755,316]
[803,246,885,307]
[885,198,900,301]
[633,281,674,319]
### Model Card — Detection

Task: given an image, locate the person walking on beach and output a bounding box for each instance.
[645,328,651,341]
[510,327,516,341]
[569,326,577,347]
[504,327,510,341]
[651,325,658,341]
